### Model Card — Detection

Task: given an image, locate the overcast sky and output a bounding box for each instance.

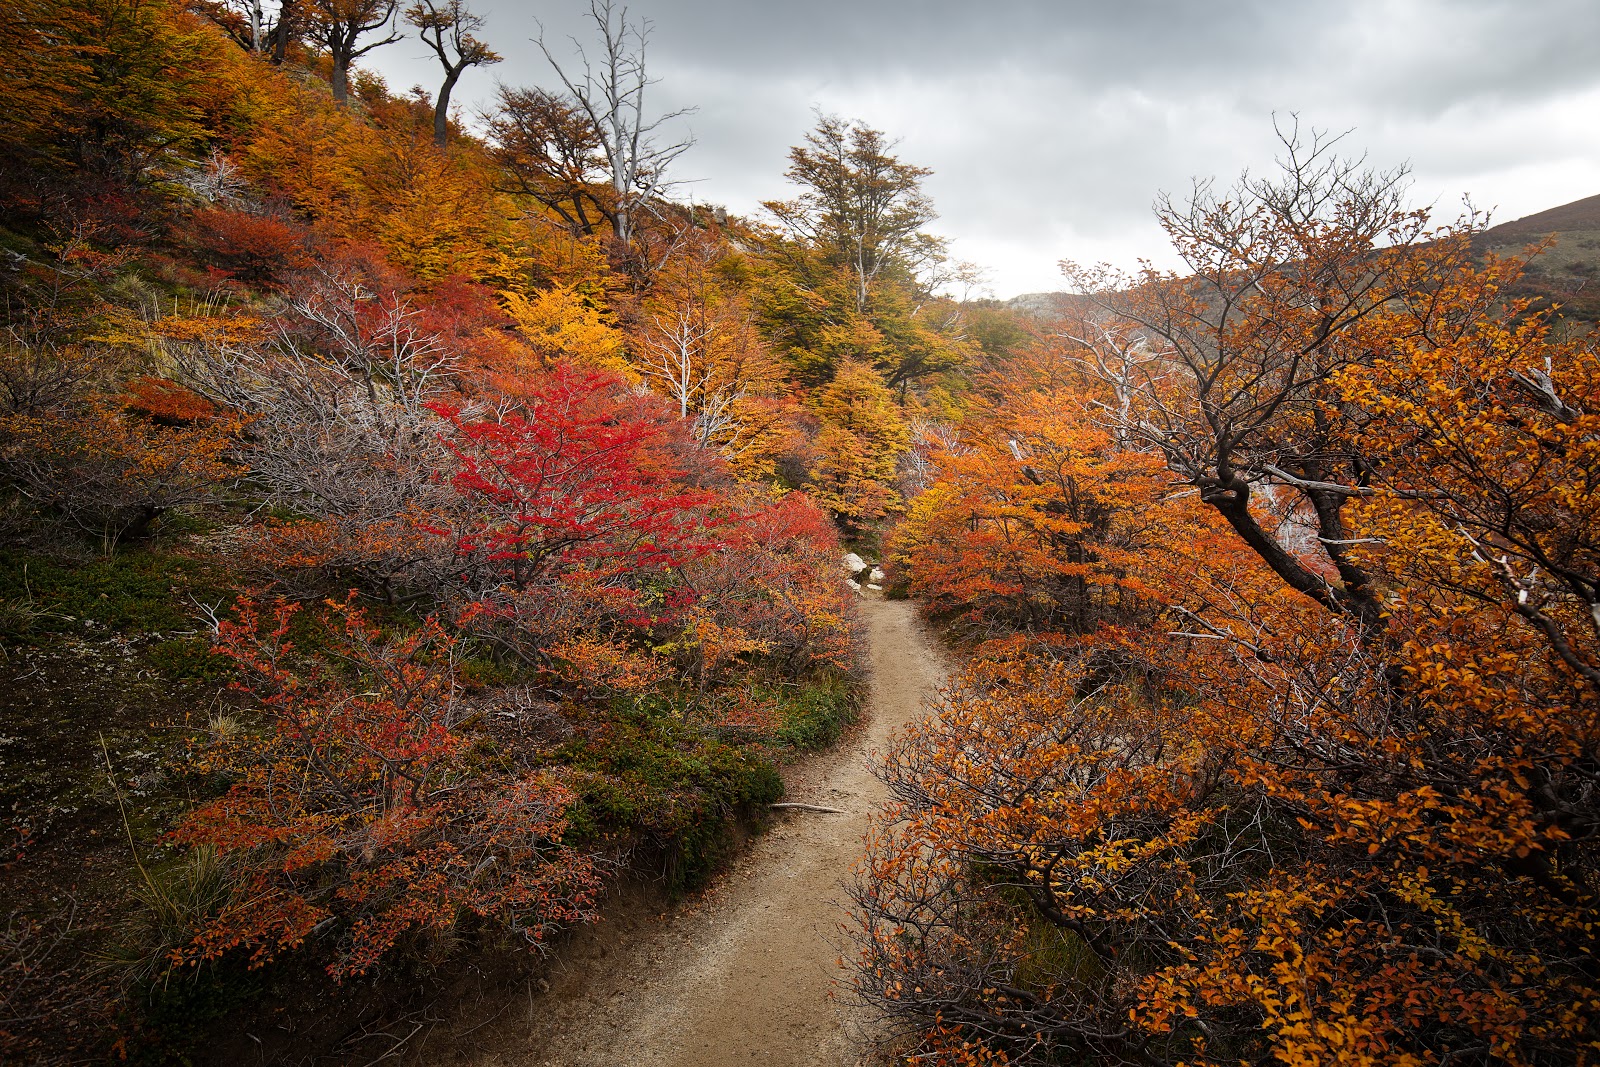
[364,0,1600,298]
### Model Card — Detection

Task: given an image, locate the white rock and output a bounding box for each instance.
[841,552,867,573]
[866,584,883,591]
[868,567,886,583]
[845,579,862,593]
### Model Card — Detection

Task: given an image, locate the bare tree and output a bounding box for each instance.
[174,262,457,515]
[309,0,401,105]
[193,0,310,56]
[168,263,463,599]
[405,0,500,147]
[642,300,721,423]
[535,0,695,253]
[1055,311,1166,450]
[247,0,265,49]
[636,238,770,440]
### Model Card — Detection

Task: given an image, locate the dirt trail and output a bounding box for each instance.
[470,596,944,1067]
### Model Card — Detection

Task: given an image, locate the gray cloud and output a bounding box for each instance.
[366,0,1600,295]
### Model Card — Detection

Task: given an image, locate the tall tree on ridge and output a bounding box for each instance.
[309,0,401,105]
[765,113,938,315]
[406,0,500,147]
[755,114,970,389]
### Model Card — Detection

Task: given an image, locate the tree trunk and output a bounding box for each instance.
[1202,478,1384,638]
[270,4,293,64]
[331,56,350,104]
[433,68,461,146]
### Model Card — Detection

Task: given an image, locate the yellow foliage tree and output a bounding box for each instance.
[805,358,909,531]
[501,285,633,380]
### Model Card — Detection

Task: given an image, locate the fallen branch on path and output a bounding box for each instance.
[771,802,849,814]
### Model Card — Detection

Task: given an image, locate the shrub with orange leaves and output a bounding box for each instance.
[188,206,309,287]
[171,593,601,980]
[850,130,1600,1066]
[118,375,218,425]
[888,353,1167,635]
[683,489,861,678]
[0,394,241,544]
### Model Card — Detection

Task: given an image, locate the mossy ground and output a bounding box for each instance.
[0,548,230,1063]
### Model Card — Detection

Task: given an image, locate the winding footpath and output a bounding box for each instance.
[468,596,946,1067]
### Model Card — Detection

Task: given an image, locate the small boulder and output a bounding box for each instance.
[841,552,867,574]
[868,566,886,584]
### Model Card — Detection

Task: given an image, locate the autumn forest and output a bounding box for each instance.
[1,0,1597,1064]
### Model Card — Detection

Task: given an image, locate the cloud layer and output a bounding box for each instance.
[367,0,1600,296]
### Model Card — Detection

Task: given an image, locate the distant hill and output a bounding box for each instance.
[1002,291,1092,318]
[1480,193,1600,239]
[1007,193,1600,325]
[1476,193,1600,324]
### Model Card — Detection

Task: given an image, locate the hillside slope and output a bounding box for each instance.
[1476,192,1600,322]
[1009,192,1600,324]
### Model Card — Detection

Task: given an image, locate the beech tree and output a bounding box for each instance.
[308,0,400,105]
[1063,123,1475,637]
[756,115,971,389]
[405,0,500,147]
[889,349,1167,634]
[851,129,1600,1065]
[765,113,937,315]
[805,359,909,532]
[487,86,612,238]
[269,0,303,63]
[0,0,214,185]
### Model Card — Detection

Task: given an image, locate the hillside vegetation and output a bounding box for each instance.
[857,132,1600,1065]
[2,3,1598,1066]
[1475,193,1600,324]
[1009,190,1600,327]
[0,0,991,1060]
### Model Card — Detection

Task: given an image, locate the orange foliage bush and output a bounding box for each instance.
[0,396,241,543]
[188,207,309,287]
[684,490,861,678]
[889,353,1168,634]
[851,134,1600,1065]
[172,593,601,979]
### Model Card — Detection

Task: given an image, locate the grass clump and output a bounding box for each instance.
[771,674,860,751]
[558,693,784,896]
[0,549,224,638]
